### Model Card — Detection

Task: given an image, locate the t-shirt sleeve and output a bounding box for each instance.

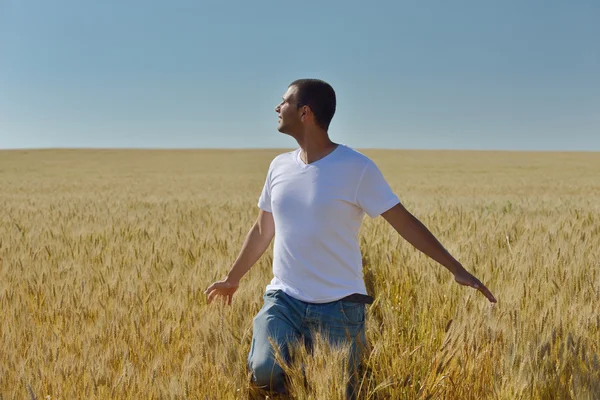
[257,165,273,212]
[355,161,400,218]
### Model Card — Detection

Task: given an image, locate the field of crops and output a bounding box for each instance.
[1,148,599,399]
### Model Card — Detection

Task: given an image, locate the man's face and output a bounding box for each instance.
[275,86,303,135]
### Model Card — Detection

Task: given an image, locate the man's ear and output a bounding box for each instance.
[301,105,310,121]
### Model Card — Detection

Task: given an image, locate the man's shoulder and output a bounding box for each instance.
[336,144,376,169]
[266,149,297,170]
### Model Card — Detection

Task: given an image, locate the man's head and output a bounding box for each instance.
[275,79,336,136]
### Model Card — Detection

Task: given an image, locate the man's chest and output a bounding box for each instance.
[269,169,360,219]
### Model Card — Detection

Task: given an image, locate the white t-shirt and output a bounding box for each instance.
[258,144,400,303]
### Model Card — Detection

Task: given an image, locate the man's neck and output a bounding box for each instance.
[297,133,338,164]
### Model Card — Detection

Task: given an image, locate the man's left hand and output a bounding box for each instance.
[453,269,497,303]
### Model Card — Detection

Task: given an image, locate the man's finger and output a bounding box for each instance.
[204,284,215,295]
[206,289,218,304]
[477,285,496,303]
[470,279,483,292]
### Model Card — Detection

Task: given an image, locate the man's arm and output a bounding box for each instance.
[381,202,496,303]
[204,209,275,304]
[226,209,275,283]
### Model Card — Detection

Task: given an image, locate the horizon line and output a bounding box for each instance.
[1,146,599,153]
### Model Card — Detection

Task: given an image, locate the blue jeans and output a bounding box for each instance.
[247,289,368,399]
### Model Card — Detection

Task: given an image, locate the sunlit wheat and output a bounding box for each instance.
[1,149,598,399]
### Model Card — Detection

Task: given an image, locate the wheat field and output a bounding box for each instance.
[1,148,599,399]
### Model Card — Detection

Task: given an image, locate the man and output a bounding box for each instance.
[204,79,496,399]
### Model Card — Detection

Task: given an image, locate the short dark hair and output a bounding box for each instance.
[289,79,336,130]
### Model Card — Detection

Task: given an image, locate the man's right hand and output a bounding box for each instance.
[204,279,239,305]
[203,210,274,306]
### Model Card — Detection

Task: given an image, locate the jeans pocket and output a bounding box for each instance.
[339,301,365,325]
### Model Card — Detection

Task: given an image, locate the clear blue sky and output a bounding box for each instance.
[1,1,599,151]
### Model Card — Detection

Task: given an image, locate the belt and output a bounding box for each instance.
[339,293,374,304]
